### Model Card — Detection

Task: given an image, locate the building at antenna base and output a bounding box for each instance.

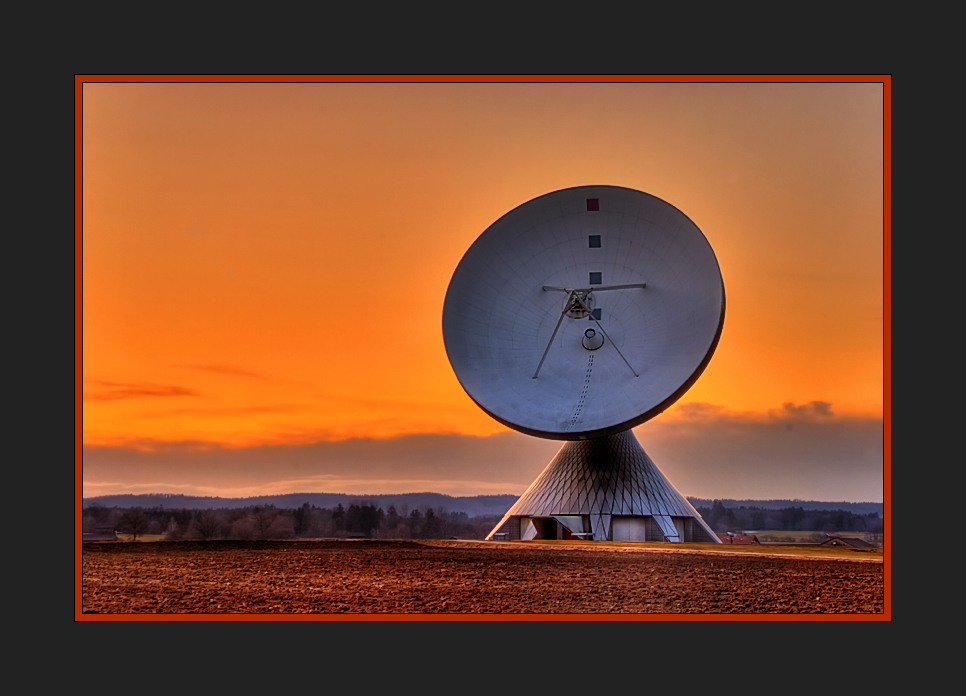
[486,430,720,543]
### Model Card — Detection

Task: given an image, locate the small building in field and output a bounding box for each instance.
[819,535,875,548]
[716,533,760,544]
[83,523,118,542]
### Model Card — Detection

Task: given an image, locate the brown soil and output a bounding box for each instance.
[81,540,885,615]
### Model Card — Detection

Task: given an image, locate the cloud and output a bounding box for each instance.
[634,402,883,502]
[153,404,307,417]
[669,402,728,420]
[178,364,315,390]
[182,364,269,380]
[83,433,560,489]
[770,401,834,420]
[666,400,836,423]
[82,477,525,499]
[84,381,202,402]
[83,402,884,503]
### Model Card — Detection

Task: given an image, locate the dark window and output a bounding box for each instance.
[588,235,601,248]
[589,272,602,285]
[586,198,599,211]
[590,308,602,321]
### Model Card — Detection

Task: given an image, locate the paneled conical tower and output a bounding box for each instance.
[486,430,717,542]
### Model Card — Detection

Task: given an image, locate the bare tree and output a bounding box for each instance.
[164,516,182,541]
[253,507,279,539]
[188,509,224,541]
[119,509,150,542]
[230,516,257,540]
[266,514,295,539]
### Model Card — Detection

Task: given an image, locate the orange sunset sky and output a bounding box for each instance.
[80,80,886,502]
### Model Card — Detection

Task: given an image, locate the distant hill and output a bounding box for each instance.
[687,498,883,517]
[82,492,519,517]
[83,493,883,518]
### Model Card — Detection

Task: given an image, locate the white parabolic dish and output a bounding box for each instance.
[443,185,725,440]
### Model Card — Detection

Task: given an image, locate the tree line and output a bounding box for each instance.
[83,502,504,542]
[85,500,884,542]
[695,500,884,534]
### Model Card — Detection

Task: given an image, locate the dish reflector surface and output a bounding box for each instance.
[443,186,724,440]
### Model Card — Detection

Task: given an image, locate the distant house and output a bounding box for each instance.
[820,535,875,548]
[83,523,118,542]
[716,533,760,544]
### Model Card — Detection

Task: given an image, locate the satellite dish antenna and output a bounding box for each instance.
[443,185,723,543]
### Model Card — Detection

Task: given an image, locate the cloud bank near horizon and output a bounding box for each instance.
[82,403,884,503]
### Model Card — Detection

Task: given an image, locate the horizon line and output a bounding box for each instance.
[81,491,884,505]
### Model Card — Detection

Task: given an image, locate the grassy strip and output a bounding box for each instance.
[427,539,883,561]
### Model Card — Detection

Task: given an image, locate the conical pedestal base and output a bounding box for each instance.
[487,430,720,543]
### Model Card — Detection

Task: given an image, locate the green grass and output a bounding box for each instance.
[751,530,883,545]
[429,539,884,560]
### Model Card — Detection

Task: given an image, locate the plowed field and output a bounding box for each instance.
[81,540,884,615]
